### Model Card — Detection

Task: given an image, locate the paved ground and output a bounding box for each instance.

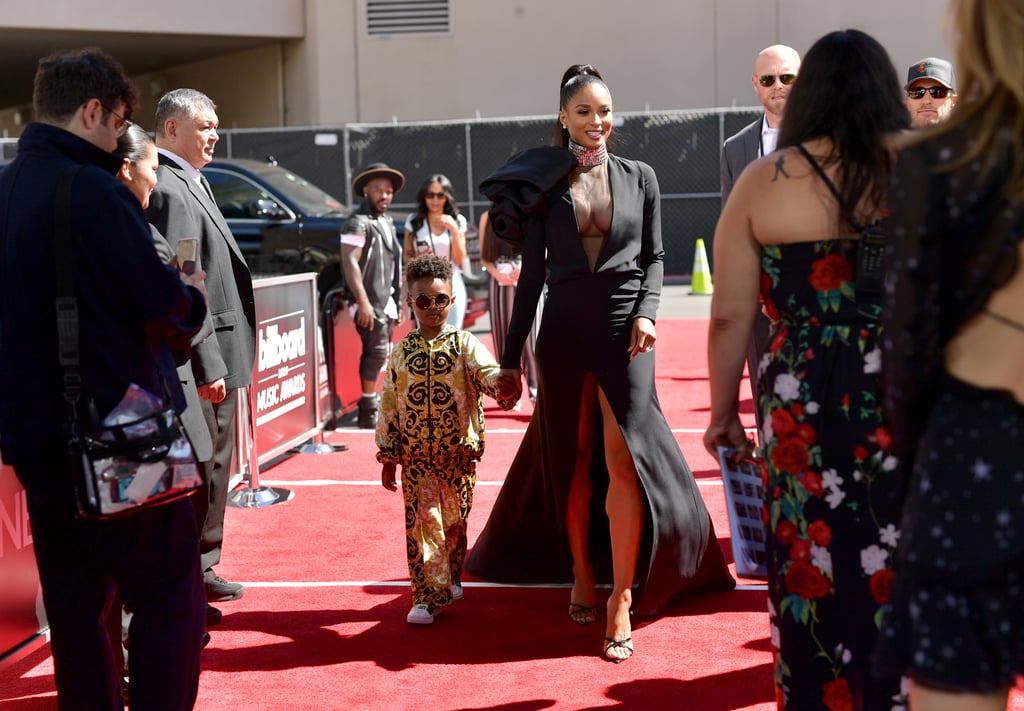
[660,280,713,319]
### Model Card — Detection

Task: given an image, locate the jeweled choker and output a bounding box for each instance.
[568,139,608,167]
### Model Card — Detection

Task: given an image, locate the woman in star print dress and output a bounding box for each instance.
[876,1,1024,709]
[704,30,909,710]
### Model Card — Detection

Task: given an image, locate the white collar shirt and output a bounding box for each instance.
[760,117,780,157]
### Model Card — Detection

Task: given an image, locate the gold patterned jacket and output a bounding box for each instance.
[376,325,503,464]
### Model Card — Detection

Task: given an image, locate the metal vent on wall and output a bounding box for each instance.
[366,0,451,36]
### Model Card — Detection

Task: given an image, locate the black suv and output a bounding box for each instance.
[203,158,488,326]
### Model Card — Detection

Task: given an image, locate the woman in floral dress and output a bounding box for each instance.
[704,30,909,710]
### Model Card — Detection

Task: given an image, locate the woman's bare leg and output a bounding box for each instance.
[598,386,643,661]
[566,374,598,624]
[909,683,1008,711]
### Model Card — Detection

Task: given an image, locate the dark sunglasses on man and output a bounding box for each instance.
[758,74,796,87]
[906,86,951,100]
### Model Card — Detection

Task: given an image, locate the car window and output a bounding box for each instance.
[204,170,283,220]
[256,168,346,218]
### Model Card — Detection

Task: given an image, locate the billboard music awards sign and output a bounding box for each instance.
[250,275,321,463]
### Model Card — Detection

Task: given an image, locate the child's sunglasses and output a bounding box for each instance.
[413,294,452,309]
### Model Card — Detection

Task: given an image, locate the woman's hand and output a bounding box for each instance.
[440,214,461,233]
[447,215,467,266]
[485,263,518,287]
[180,267,208,300]
[496,368,523,404]
[703,416,756,465]
[628,317,657,360]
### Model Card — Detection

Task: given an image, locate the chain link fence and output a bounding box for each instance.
[0,106,761,276]
[218,107,761,276]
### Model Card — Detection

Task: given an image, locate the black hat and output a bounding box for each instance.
[906,57,955,91]
[352,162,405,195]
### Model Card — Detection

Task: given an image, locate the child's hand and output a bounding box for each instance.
[497,368,522,399]
[495,368,523,410]
[381,463,398,491]
[496,393,519,411]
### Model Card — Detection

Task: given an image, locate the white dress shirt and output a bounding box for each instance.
[760,117,780,158]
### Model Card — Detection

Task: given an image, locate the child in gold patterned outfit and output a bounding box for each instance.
[376,254,514,624]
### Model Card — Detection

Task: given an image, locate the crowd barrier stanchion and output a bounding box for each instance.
[301,287,348,454]
[227,386,295,508]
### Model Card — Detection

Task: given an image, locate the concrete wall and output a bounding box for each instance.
[330,0,952,123]
[131,45,286,132]
[0,1,303,36]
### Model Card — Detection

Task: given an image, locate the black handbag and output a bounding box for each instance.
[55,166,202,520]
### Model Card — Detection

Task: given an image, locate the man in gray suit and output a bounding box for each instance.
[147,88,256,624]
[720,44,801,441]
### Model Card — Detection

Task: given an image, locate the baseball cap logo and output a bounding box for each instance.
[918,62,927,73]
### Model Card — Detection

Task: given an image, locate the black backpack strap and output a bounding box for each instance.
[54,165,84,421]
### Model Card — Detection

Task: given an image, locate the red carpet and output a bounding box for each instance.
[4,319,1021,710]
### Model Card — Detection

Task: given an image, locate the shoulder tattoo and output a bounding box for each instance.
[771,155,790,182]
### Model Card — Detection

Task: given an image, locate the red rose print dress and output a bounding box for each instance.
[757,240,907,710]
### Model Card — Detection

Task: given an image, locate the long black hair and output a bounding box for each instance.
[777,30,909,227]
[409,174,459,233]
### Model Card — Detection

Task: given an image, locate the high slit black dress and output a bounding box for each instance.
[466,147,735,617]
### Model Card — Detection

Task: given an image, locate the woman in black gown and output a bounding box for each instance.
[467,64,734,662]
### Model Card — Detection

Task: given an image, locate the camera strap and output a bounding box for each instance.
[795,143,869,233]
[795,144,884,295]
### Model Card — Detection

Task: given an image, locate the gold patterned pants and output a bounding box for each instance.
[401,454,476,608]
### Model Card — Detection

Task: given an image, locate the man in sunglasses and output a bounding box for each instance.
[341,162,407,428]
[719,43,801,444]
[904,57,957,128]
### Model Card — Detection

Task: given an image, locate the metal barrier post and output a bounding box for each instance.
[227,386,294,508]
[301,287,347,454]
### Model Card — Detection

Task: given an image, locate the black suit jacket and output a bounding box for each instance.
[720,117,762,206]
[499,152,664,369]
[147,155,256,391]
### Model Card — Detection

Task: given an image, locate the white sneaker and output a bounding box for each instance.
[451,583,464,601]
[406,604,440,625]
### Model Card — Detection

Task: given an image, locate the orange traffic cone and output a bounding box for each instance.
[690,238,713,295]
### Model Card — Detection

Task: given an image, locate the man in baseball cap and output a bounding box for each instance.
[905,57,957,128]
[340,162,406,427]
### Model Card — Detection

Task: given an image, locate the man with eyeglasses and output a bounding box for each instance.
[719,43,801,444]
[904,57,957,128]
[0,48,207,708]
[340,162,406,428]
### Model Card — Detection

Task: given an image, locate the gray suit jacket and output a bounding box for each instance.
[147,155,256,392]
[720,116,763,206]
